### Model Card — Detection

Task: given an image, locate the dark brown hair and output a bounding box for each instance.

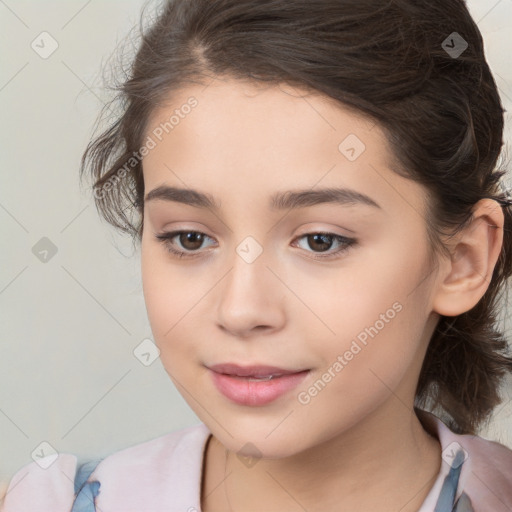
[80,0,512,435]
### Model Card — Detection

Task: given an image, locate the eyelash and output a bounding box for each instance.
[154,230,357,261]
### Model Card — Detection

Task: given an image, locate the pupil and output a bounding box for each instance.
[182,232,203,250]
[310,234,331,252]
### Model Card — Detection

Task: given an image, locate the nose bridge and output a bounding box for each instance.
[220,204,290,294]
[215,232,286,336]
[223,233,272,302]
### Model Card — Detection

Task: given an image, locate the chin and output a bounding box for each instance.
[214,428,309,460]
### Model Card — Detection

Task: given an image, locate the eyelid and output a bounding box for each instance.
[156,224,353,244]
[154,227,357,262]
[294,224,353,238]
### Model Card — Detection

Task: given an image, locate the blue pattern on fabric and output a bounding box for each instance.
[71,459,102,512]
[65,447,475,511]
[433,449,474,512]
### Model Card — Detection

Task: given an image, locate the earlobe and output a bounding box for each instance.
[431,198,504,317]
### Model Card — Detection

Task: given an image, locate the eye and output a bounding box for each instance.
[155,230,216,259]
[154,230,357,261]
[292,232,357,260]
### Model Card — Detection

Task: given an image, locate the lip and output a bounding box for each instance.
[207,363,310,406]
[208,363,307,378]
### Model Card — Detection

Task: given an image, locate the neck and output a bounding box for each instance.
[202,400,441,512]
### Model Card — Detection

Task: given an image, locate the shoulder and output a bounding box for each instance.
[1,453,79,511]
[417,409,512,511]
[455,430,512,509]
[1,423,211,512]
[90,422,211,510]
[94,421,210,472]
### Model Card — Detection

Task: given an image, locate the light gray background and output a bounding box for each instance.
[1,0,511,481]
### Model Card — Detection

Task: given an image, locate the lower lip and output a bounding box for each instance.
[209,369,310,406]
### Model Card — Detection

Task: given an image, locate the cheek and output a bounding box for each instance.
[299,248,431,392]
[141,244,189,349]
[140,241,216,378]
[295,297,427,436]
[286,247,408,348]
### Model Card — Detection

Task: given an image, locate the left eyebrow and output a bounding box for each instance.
[144,185,382,211]
[270,187,382,211]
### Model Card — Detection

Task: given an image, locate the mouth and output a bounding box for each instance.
[207,363,311,406]
[208,362,309,378]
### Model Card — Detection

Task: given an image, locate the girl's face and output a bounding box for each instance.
[140,78,443,457]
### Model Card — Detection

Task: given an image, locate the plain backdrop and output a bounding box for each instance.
[1,0,511,481]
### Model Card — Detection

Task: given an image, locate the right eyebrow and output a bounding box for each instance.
[145,186,220,210]
[269,187,382,211]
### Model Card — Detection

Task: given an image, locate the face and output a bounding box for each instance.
[140,78,441,458]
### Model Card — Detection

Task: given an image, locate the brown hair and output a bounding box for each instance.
[80,0,512,435]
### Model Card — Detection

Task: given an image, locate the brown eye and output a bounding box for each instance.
[305,234,334,252]
[293,232,357,261]
[177,232,206,251]
[155,230,215,258]
[155,230,356,262]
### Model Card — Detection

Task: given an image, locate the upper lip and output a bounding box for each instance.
[208,363,309,378]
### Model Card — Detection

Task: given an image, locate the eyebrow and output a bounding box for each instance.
[144,185,382,211]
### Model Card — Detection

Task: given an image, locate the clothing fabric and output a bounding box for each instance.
[2,409,512,511]
[71,460,102,512]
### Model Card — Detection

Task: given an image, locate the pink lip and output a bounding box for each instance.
[208,363,307,377]
[208,363,310,406]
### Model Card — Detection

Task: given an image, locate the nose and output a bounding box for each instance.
[215,246,286,339]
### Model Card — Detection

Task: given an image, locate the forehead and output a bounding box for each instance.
[141,78,427,219]
[144,78,385,173]
[145,78,380,155]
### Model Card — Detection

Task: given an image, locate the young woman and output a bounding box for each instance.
[2,0,512,510]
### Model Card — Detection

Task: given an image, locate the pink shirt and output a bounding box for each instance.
[2,410,512,511]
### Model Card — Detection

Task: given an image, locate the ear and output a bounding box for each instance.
[432,198,505,317]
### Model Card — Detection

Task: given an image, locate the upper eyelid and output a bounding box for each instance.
[161,228,351,240]
[160,229,354,249]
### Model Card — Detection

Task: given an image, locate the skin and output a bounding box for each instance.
[140,77,504,512]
